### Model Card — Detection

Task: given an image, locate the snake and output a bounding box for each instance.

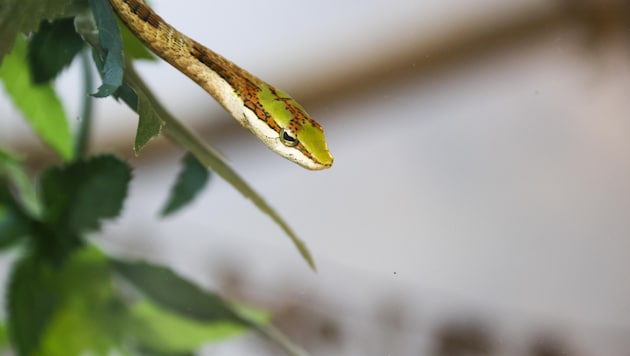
[107,0,333,170]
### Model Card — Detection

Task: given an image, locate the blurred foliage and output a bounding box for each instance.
[0,150,269,355]
[0,0,309,355]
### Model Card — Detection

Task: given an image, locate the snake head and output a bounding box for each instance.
[256,83,333,170]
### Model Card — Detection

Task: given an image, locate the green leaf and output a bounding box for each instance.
[89,46,137,109]
[53,246,113,301]
[0,150,39,249]
[39,303,121,356]
[7,254,60,356]
[0,0,75,65]
[6,246,129,355]
[89,0,124,97]
[128,300,260,354]
[0,322,8,348]
[111,259,250,325]
[0,148,40,217]
[135,86,164,153]
[40,155,132,233]
[27,18,85,84]
[114,81,138,110]
[0,203,30,249]
[0,36,73,161]
[161,154,210,217]
[36,247,126,356]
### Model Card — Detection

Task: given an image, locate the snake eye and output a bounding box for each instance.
[280,128,298,147]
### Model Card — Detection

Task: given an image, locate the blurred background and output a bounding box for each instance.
[2,0,630,354]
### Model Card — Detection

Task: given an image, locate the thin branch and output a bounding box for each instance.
[74,50,94,158]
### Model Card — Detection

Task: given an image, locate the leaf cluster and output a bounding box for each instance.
[0,0,313,355]
[0,151,270,355]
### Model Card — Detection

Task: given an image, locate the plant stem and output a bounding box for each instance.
[74,50,94,158]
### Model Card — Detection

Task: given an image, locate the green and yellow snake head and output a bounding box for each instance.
[246,83,334,170]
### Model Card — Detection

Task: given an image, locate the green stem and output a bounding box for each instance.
[74,50,94,158]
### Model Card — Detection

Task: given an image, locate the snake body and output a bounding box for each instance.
[108,0,333,170]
